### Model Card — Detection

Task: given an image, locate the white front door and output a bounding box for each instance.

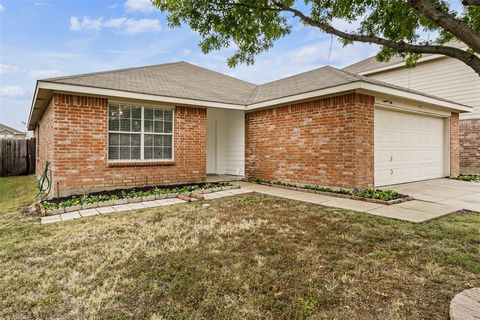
[374,108,446,186]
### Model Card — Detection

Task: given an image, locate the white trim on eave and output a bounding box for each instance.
[28,78,473,130]
[245,81,473,113]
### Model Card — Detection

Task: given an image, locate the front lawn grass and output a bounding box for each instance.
[0,175,479,319]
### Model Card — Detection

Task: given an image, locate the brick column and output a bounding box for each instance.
[450,113,460,177]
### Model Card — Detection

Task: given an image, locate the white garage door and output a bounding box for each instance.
[374,108,446,186]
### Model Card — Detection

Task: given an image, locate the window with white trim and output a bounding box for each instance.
[108,104,173,161]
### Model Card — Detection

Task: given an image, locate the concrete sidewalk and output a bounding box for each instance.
[239,182,461,223]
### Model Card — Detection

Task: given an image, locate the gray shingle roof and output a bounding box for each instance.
[41,61,468,108]
[44,62,257,105]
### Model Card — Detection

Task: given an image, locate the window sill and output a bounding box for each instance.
[107,160,175,167]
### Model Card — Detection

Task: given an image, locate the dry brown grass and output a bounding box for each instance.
[0,175,479,319]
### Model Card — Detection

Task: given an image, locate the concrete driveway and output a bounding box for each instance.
[384,179,480,212]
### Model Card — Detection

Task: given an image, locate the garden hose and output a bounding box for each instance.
[37,161,52,197]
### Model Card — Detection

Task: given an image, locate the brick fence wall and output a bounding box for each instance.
[245,93,375,189]
[459,118,480,174]
[37,93,206,197]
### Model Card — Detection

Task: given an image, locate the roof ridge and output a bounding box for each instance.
[255,65,332,87]
[179,61,257,87]
[42,61,187,81]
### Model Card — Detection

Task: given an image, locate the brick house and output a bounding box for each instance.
[28,62,472,197]
[344,45,480,174]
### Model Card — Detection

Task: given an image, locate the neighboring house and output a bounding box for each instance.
[344,51,480,174]
[28,62,472,197]
[0,123,27,140]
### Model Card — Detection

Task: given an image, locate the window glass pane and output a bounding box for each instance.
[154,109,163,120]
[144,134,153,147]
[109,133,119,146]
[144,147,153,159]
[144,108,153,120]
[109,105,119,117]
[132,119,141,132]
[153,147,162,159]
[120,118,131,132]
[118,106,130,119]
[164,110,173,122]
[164,121,173,133]
[109,118,120,131]
[120,134,130,146]
[163,135,173,147]
[120,147,130,159]
[163,147,172,159]
[131,134,141,147]
[131,147,141,160]
[144,120,153,133]
[131,107,141,119]
[154,121,163,133]
[109,147,119,160]
[154,135,162,147]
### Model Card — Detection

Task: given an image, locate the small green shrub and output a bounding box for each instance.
[452,175,480,182]
[42,182,230,210]
[252,179,405,201]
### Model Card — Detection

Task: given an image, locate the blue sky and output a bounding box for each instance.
[0,0,381,132]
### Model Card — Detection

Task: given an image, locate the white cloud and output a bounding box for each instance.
[70,16,161,35]
[70,17,81,31]
[70,16,103,32]
[34,2,52,7]
[0,86,26,98]
[123,18,161,35]
[124,0,155,13]
[28,69,63,79]
[181,49,192,56]
[104,17,127,28]
[0,4,5,13]
[0,64,19,74]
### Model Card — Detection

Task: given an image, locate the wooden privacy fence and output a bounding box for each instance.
[0,138,36,177]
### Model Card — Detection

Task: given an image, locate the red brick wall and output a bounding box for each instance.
[35,98,56,180]
[450,113,460,177]
[245,93,375,189]
[459,118,480,174]
[37,93,206,197]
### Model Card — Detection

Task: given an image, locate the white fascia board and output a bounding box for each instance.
[246,82,360,110]
[37,81,247,110]
[358,82,473,113]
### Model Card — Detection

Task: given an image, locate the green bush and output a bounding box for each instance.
[42,182,230,210]
[452,175,480,182]
[253,179,405,201]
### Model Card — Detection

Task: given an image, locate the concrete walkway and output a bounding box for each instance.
[239,182,463,223]
[383,179,480,212]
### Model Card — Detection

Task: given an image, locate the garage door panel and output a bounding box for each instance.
[374,108,445,186]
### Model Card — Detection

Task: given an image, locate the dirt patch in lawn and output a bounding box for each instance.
[0,175,479,319]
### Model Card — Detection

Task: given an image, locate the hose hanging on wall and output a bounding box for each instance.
[37,161,52,197]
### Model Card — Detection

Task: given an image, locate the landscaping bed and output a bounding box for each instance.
[451,175,480,182]
[249,178,412,205]
[41,182,237,215]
